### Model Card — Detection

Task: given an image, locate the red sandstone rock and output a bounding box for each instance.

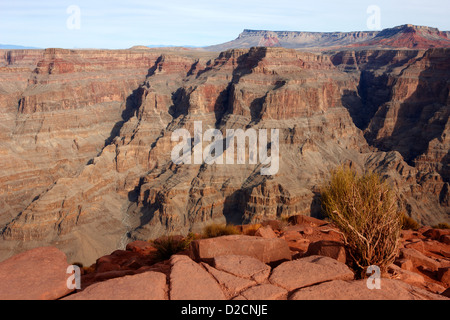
[438,267,450,286]
[290,279,448,300]
[213,255,271,283]
[190,235,292,265]
[64,271,167,300]
[423,228,450,241]
[170,255,226,300]
[201,262,256,298]
[305,240,347,263]
[269,255,354,291]
[255,225,277,239]
[240,284,288,300]
[0,247,73,300]
[400,248,441,271]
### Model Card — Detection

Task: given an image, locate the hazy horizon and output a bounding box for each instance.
[1,0,450,49]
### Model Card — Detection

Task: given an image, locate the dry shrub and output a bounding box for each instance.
[321,166,402,277]
[433,222,450,229]
[202,223,240,238]
[151,235,192,262]
[243,224,262,236]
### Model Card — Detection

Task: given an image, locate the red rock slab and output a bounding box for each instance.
[255,225,277,239]
[0,247,73,300]
[170,255,226,300]
[201,262,256,298]
[290,279,449,300]
[400,248,441,271]
[240,284,288,300]
[63,271,167,300]
[305,240,347,263]
[190,235,291,265]
[213,255,271,283]
[269,255,354,291]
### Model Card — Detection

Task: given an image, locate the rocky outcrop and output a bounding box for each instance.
[2,221,449,300]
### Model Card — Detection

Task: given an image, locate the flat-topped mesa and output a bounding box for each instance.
[351,25,450,49]
[209,29,379,51]
[208,25,450,51]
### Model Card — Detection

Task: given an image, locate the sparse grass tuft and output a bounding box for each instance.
[401,213,421,231]
[151,235,193,262]
[433,222,450,229]
[202,223,240,238]
[243,224,262,236]
[321,165,402,278]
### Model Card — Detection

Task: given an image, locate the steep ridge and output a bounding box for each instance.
[0,47,448,266]
[330,48,450,219]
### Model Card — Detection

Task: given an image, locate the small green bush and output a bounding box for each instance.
[202,223,240,238]
[321,165,402,277]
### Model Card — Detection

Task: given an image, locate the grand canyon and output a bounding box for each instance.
[0,24,449,300]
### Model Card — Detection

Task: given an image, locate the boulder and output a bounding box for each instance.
[400,248,441,271]
[438,267,450,286]
[64,271,167,300]
[441,234,450,245]
[424,281,446,294]
[213,255,271,283]
[261,220,281,231]
[394,258,414,271]
[269,255,354,291]
[423,228,450,241]
[170,255,226,300]
[255,225,277,239]
[289,279,449,300]
[0,247,74,300]
[298,225,314,235]
[305,240,346,263]
[404,240,425,253]
[190,235,291,265]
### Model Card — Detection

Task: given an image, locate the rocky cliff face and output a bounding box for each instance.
[206,29,379,51]
[206,25,450,52]
[0,46,448,265]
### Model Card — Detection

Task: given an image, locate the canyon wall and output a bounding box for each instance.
[0,47,448,265]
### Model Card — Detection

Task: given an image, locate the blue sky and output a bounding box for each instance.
[1,0,449,49]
